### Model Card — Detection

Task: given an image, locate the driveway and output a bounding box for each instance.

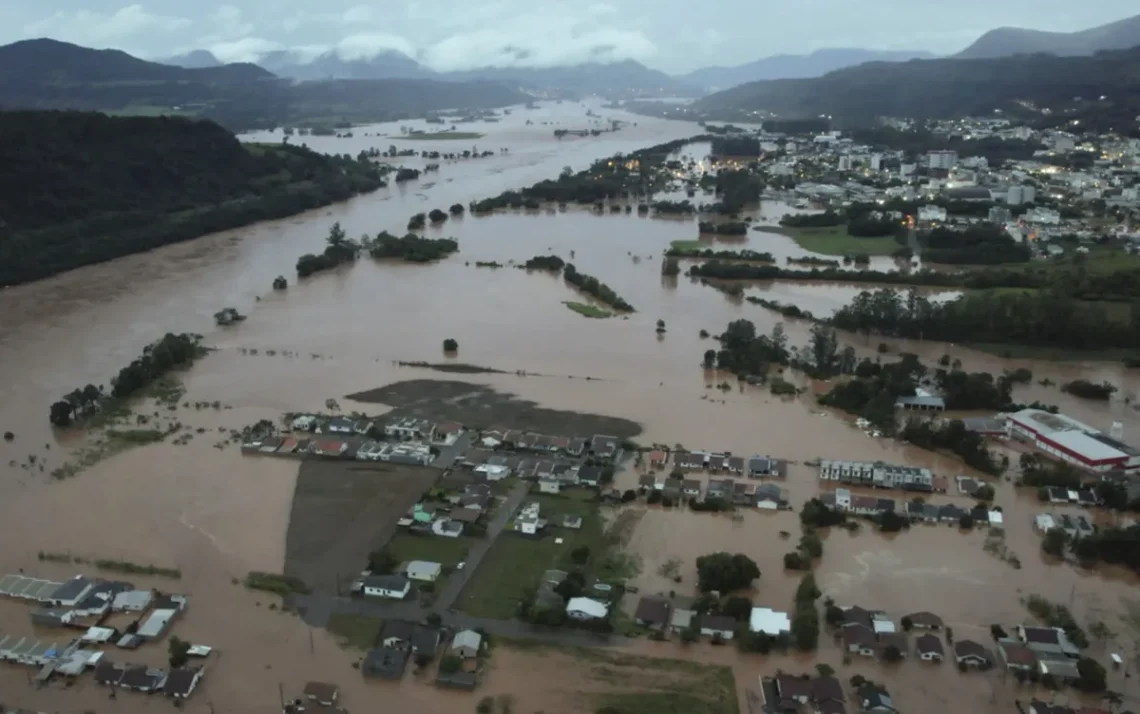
[431,430,473,468]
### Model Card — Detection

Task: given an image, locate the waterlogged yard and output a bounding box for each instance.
[458,491,637,619]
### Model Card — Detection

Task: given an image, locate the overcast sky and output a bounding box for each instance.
[3,0,1136,73]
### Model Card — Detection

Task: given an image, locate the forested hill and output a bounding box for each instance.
[693,47,1140,132]
[0,110,385,285]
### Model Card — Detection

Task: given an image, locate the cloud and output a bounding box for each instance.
[208,36,285,63]
[22,4,190,47]
[207,5,253,41]
[418,5,655,71]
[281,5,376,33]
[335,33,417,61]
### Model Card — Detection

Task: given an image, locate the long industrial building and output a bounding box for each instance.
[1008,409,1140,474]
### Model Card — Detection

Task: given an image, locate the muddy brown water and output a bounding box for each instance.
[1,99,1139,713]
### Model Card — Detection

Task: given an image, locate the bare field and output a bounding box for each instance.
[284,459,439,593]
[346,379,642,438]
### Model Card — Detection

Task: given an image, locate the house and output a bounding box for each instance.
[538,478,561,494]
[474,462,510,481]
[515,502,542,535]
[451,629,483,658]
[1038,657,1082,682]
[858,684,897,713]
[406,561,442,583]
[386,417,434,441]
[94,660,128,686]
[774,673,814,705]
[562,515,583,529]
[1018,626,1080,658]
[566,597,609,621]
[915,633,944,661]
[877,632,908,659]
[432,519,464,538]
[706,478,734,501]
[163,667,203,699]
[675,451,706,470]
[699,614,736,641]
[137,594,187,640]
[362,574,410,600]
[590,435,620,459]
[1027,702,1077,714]
[904,611,943,630]
[638,474,657,490]
[754,484,782,509]
[112,589,153,613]
[449,507,482,524]
[748,455,777,477]
[843,624,877,657]
[433,422,464,444]
[304,681,340,706]
[749,607,791,636]
[895,395,946,411]
[663,477,684,497]
[31,608,72,628]
[363,646,409,680]
[634,597,671,629]
[953,640,992,669]
[120,665,167,693]
[682,479,702,497]
[46,576,93,607]
[436,671,478,690]
[648,450,667,469]
[578,466,603,487]
[726,456,746,474]
[323,416,355,434]
[670,607,696,634]
[380,620,418,649]
[998,640,1039,672]
[567,437,588,456]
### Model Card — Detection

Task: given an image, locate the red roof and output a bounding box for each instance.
[648,450,666,463]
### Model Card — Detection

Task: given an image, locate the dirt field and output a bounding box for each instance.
[284,459,439,593]
[482,641,739,714]
[346,379,643,438]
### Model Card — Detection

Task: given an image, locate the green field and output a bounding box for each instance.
[326,612,383,650]
[564,301,613,318]
[458,492,621,619]
[399,131,485,140]
[103,104,195,117]
[1024,246,1140,275]
[384,532,473,567]
[764,225,900,256]
[669,240,707,252]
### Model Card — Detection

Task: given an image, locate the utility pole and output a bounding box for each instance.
[278,682,285,711]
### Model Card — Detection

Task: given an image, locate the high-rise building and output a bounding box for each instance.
[870,153,882,171]
[927,150,958,171]
[1007,185,1037,206]
[838,155,852,171]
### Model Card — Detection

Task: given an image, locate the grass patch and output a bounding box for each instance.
[669,240,707,252]
[459,494,609,619]
[1020,246,1140,275]
[94,559,181,579]
[245,571,311,596]
[399,131,485,140]
[564,301,613,319]
[763,225,899,256]
[384,532,474,567]
[326,613,384,650]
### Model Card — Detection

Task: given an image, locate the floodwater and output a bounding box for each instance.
[0,99,1139,713]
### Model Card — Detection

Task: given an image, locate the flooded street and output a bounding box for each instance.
[1,99,1139,713]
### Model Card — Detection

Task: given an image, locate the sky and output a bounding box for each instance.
[3,0,1136,73]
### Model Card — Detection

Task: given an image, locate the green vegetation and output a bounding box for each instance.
[365,230,459,263]
[524,255,565,271]
[563,264,634,312]
[669,240,706,252]
[104,429,165,445]
[666,246,773,262]
[93,559,181,578]
[695,552,760,592]
[383,533,472,567]
[791,573,821,650]
[766,225,899,256]
[900,418,1005,476]
[326,613,384,650]
[399,131,485,140]
[49,333,205,427]
[0,111,386,286]
[244,571,311,596]
[460,493,627,619]
[564,301,613,319]
[168,636,191,668]
[1062,380,1117,400]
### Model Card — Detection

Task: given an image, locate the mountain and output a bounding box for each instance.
[0,39,270,83]
[261,49,429,80]
[446,60,696,95]
[693,47,1140,132]
[162,50,222,69]
[681,49,936,90]
[0,39,528,131]
[956,12,1140,59]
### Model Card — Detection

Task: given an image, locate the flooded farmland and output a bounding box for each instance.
[1,99,1139,713]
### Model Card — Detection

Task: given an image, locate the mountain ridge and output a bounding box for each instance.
[680,48,936,90]
[955,12,1140,58]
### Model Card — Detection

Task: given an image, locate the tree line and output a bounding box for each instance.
[563,264,634,312]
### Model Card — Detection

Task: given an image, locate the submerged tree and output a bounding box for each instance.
[443,338,459,353]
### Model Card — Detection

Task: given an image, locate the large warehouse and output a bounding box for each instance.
[1008,409,1140,474]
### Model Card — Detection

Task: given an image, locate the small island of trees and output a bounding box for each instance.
[443,338,459,353]
[563,263,634,312]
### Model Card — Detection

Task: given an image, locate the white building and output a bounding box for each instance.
[538,479,561,494]
[362,575,410,599]
[838,155,852,172]
[749,607,791,636]
[927,150,958,171]
[384,417,434,442]
[566,597,608,621]
[917,205,947,223]
[1007,185,1036,206]
[515,502,542,535]
[405,561,442,583]
[1009,408,1140,474]
[870,153,882,171]
[1024,207,1060,225]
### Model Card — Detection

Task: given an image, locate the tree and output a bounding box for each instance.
[570,546,591,565]
[825,604,846,628]
[799,532,823,559]
[429,208,448,223]
[816,663,835,677]
[959,514,974,529]
[168,636,191,668]
[439,655,462,674]
[426,612,442,627]
[882,644,903,662]
[878,511,906,533]
[1042,527,1067,556]
[647,489,663,505]
[2,431,12,441]
[680,625,699,644]
[703,349,717,369]
[695,552,760,592]
[1075,657,1107,692]
[273,275,288,290]
[326,221,347,247]
[795,573,821,604]
[443,338,459,352]
[620,489,637,503]
[722,595,753,621]
[49,400,74,427]
[656,319,666,334]
[662,257,680,276]
[791,605,820,650]
[477,696,494,714]
[784,551,806,570]
[449,203,465,215]
[974,484,995,501]
[901,616,913,631]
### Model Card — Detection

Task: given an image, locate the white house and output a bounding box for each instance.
[405,561,442,583]
[538,479,561,494]
[362,575,410,599]
[475,463,510,481]
[385,417,434,442]
[749,607,791,636]
[566,597,609,621]
[515,502,542,535]
[451,629,482,658]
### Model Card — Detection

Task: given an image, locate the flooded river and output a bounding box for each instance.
[0,100,1138,713]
